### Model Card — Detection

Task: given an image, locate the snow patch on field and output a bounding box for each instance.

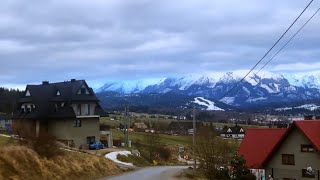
[275,104,320,111]
[193,97,224,111]
[105,151,134,166]
[0,134,11,138]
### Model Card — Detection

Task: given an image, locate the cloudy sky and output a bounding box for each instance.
[1,0,320,89]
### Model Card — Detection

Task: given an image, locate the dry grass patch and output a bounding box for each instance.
[0,145,122,180]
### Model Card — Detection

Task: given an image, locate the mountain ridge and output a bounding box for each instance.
[96,70,320,109]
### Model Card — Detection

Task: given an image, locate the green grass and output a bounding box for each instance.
[111,129,192,147]
[117,154,150,167]
[0,135,15,146]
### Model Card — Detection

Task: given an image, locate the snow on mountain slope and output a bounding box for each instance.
[96,78,165,93]
[275,104,320,111]
[220,97,235,105]
[192,97,224,111]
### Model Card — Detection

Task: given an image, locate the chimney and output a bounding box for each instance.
[42,81,49,85]
[71,79,76,82]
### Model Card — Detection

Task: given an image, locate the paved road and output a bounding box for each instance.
[104,166,189,180]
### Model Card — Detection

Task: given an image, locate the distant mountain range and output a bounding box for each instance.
[96,71,320,112]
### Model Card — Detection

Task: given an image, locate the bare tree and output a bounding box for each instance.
[194,126,236,180]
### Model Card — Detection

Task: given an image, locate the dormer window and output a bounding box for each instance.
[56,91,61,96]
[25,90,31,96]
[240,128,244,133]
[227,128,232,133]
[81,88,86,94]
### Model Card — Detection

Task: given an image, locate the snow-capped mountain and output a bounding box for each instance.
[96,70,320,109]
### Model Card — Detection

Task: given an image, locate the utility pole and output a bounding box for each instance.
[193,105,196,172]
[123,104,128,147]
[126,104,130,147]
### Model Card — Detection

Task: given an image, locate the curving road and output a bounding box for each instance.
[104,166,189,180]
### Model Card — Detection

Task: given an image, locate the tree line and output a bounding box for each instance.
[0,87,23,114]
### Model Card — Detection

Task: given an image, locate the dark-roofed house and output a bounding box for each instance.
[220,124,245,139]
[239,120,320,180]
[13,79,103,148]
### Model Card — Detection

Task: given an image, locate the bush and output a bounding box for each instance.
[156,146,171,161]
[20,133,62,158]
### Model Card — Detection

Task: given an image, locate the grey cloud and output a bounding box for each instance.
[0,0,320,88]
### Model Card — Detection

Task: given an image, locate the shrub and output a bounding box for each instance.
[19,133,62,158]
[156,146,171,161]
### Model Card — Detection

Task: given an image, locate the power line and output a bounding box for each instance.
[242,7,320,103]
[218,0,314,101]
[256,7,320,74]
[231,7,320,98]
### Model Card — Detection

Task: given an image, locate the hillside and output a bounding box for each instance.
[0,138,122,180]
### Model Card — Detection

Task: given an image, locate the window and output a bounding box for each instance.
[25,90,31,96]
[87,104,90,115]
[56,91,60,96]
[301,145,314,152]
[282,154,295,165]
[77,104,82,115]
[81,88,86,94]
[302,169,316,178]
[73,119,81,127]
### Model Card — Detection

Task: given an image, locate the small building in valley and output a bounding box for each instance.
[131,122,148,132]
[167,121,203,135]
[220,124,245,139]
[13,79,103,148]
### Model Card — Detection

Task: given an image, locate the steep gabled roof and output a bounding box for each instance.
[222,124,244,134]
[14,79,99,120]
[294,120,320,150]
[238,128,286,169]
[239,120,320,169]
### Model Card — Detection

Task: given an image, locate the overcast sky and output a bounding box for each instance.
[1,0,320,89]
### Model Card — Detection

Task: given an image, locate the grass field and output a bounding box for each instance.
[0,135,15,146]
[101,113,266,130]
[111,129,192,147]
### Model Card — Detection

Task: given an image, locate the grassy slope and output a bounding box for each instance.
[112,129,192,147]
[0,136,11,145]
[0,136,122,180]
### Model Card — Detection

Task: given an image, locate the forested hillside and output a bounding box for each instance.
[0,88,23,113]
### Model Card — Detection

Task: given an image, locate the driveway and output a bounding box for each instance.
[103,166,189,180]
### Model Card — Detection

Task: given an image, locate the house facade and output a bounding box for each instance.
[239,120,320,180]
[13,79,102,148]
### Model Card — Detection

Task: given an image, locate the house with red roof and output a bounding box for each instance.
[239,120,320,180]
